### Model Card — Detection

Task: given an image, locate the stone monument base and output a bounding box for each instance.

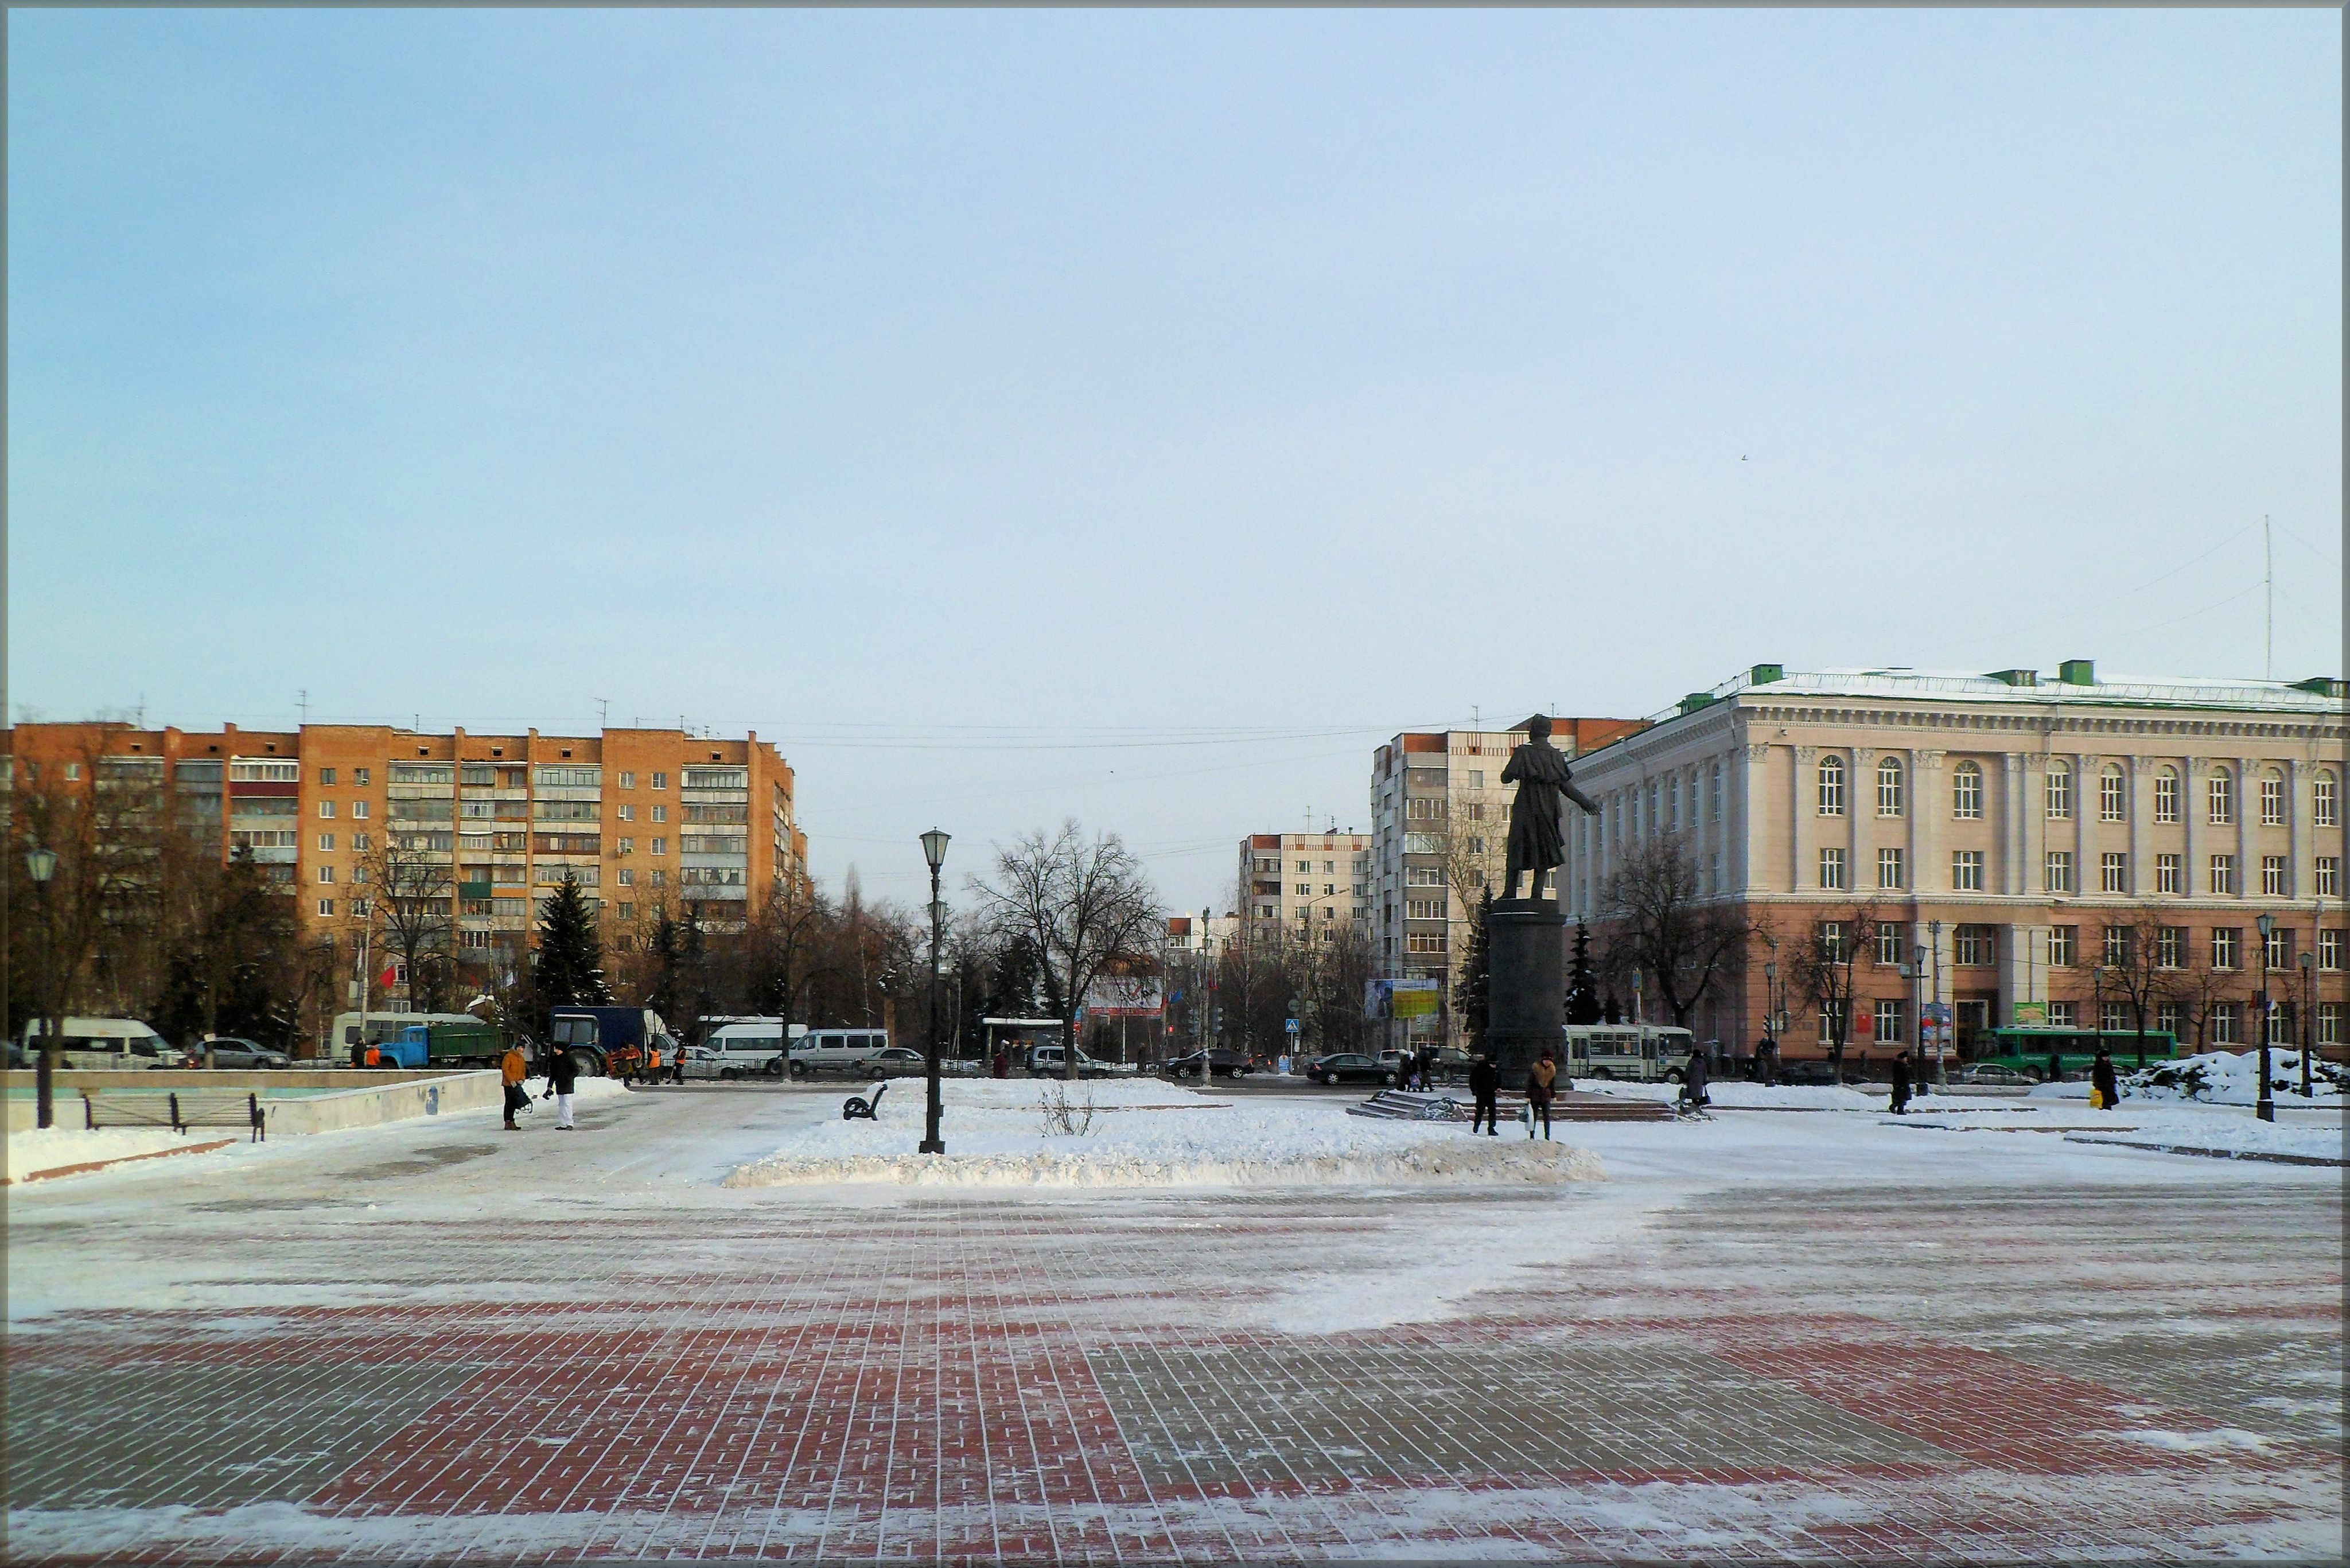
[1486,897,1566,1079]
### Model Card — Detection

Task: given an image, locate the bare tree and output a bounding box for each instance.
[1595,832,1751,1031]
[1785,901,1883,1085]
[971,820,1162,1079]
[359,830,456,1014]
[2095,916,2178,1069]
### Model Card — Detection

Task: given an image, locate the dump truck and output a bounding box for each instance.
[372,1017,518,1070]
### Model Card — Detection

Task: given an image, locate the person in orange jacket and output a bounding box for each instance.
[500,1042,529,1130]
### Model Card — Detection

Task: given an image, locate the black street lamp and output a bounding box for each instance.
[919,828,950,1154]
[2255,912,2276,1123]
[2298,949,2316,1098]
[26,846,58,1130]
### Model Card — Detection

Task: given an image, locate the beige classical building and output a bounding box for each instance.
[1561,663,2348,1060]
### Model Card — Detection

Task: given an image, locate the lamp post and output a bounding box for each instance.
[2298,949,2316,1098]
[2255,912,2276,1123]
[26,846,59,1130]
[1762,958,1778,1086]
[919,829,950,1154]
[1929,919,1946,1087]
[1912,943,1928,1096]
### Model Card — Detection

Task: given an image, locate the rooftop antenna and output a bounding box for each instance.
[2263,516,2273,680]
[297,690,307,726]
[598,697,609,728]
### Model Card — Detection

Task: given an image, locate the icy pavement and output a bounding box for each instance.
[5,1082,2342,1563]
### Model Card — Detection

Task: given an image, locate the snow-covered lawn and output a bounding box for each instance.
[5,1127,205,1182]
[725,1077,1603,1189]
[1581,1079,2018,1112]
[2119,1048,2345,1104]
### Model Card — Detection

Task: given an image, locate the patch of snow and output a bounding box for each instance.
[5,1127,208,1182]
[2123,1049,2345,1104]
[2108,1426,2271,1453]
[725,1079,1604,1189]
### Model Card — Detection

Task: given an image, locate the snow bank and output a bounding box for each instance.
[5,1127,212,1182]
[1580,1080,2016,1112]
[725,1079,1604,1189]
[2064,1112,2345,1164]
[2123,1049,2344,1104]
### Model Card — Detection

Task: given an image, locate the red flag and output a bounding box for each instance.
[378,965,398,989]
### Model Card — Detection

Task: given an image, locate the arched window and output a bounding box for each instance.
[2045,761,2072,820]
[2100,765,2126,822]
[1952,760,1983,820]
[1817,754,1846,816]
[1876,756,1904,816]
[2208,767,2234,826]
[2155,766,2180,823]
[2317,770,2339,829]
[2260,769,2286,826]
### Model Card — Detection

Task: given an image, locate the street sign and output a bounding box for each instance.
[1284,1019,1300,1034]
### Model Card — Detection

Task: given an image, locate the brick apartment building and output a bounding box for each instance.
[1559,664,2349,1061]
[5,721,808,966]
[1237,831,1374,947]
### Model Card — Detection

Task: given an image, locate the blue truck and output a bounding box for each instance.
[547,1006,676,1078]
[370,1017,515,1069]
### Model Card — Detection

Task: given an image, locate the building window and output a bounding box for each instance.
[1406,797,1442,821]
[318,898,335,917]
[2212,1002,2240,1045]
[2156,853,2182,894]
[1406,898,1446,920]
[1875,921,1905,966]
[618,804,635,822]
[1406,866,1444,887]
[652,806,667,823]
[1952,849,1985,892]
[318,833,335,852]
[1819,921,1845,962]
[2319,1002,2343,1045]
[2103,925,2130,966]
[1874,999,1904,1042]
[652,838,667,856]
[317,865,335,885]
[1406,932,1448,955]
[1955,925,1995,966]
[1818,847,1846,890]
[2154,768,2179,823]
[352,801,369,819]
[618,837,635,854]
[319,800,336,819]
[651,771,667,790]
[2048,925,2076,966]
[2316,772,2338,828]
[1817,755,1845,816]
[2046,1001,2076,1028]
[2209,854,2236,895]
[319,767,337,785]
[1258,904,1275,920]
[2100,852,2127,893]
[2156,1000,2182,1037]
[1952,761,1983,819]
[2319,858,2341,898]
[650,869,666,886]
[2208,769,2234,825]
[619,771,636,789]
[354,767,370,786]
[2212,928,2239,970]
[2263,855,2288,897]
[1710,762,1723,820]
[1877,847,1904,889]
[2320,928,2344,970]
[2045,851,2074,894]
[2045,762,2071,820]
[353,833,371,851]
[2260,772,2285,826]
[2100,765,2126,822]
[1876,756,1903,816]
[2100,1000,2128,1033]
[2265,926,2293,970]
[2156,927,2185,968]
[1466,770,1483,788]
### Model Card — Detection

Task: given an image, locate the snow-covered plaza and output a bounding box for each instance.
[6,1076,2342,1563]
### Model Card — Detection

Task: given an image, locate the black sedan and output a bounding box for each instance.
[1162,1049,1254,1081]
[1305,1052,1396,1087]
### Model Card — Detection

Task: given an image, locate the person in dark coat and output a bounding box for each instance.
[1756,1036,1776,1087]
[1526,1052,1558,1140]
[1888,1052,1911,1115]
[1468,1053,1500,1136]
[544,1047,579,1130]
[1679,1047,1711,1115]
[2091,1048,2120,1111]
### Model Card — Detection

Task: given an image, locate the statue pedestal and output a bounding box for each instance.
[1486,897,1566,1079]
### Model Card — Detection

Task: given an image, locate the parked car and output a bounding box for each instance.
[1162,1049,1253,1081]
[20,1018,174,1071]
[676,1045,733,1082]
[1952,1063,2038,1087]
[203,1037,293,1069]
[863,1046,933,1079]
[1026,1044,1136,1079]
[1306,1052,1396,1087]
[1773,1060,1844,1087]
[787,1028,892,1079]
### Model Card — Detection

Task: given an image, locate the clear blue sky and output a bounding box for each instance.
[10,9,2341,911]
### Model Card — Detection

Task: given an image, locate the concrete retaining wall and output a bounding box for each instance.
[7,1069,501,1135]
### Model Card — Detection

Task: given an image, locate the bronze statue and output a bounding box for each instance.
[1501,715,1598,900]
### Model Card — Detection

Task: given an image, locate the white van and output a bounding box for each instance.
[22,1018,175,1071]
[787,1028,889,1079]
[1561,1024,1697,1083]
[703,1018,804,1078]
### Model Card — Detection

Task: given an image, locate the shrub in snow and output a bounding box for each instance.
[1037,1083,1096,1137]
[2124,1050,2344,1102]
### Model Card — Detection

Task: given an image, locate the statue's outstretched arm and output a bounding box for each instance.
[1563,779,1599,815]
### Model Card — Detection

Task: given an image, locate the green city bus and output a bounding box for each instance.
[1970,1025,2179,1081]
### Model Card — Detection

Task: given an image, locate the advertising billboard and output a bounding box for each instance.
[1364,978,1442,1021]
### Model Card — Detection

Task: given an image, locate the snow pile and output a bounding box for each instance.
[2064,1112,2345,1164]
[1580,1080,2016,1112]
[5,1127,207,1182]
[2123,1050,2344,1104]
[725,1079,1604,1189]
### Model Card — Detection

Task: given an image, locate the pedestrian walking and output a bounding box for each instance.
[544,1045,579,1130]
[671,1046,687,1086]
[1888,1051,1911,1115]
[500,1040,529,1131]
[1526,1051,1557,1141]
[2091,1047,2119,1111]
[992,1046,1009,1079]
[1679,1045,1712,1115]
[1468,1053,1500,1136]
[1756,1035,1776,1087]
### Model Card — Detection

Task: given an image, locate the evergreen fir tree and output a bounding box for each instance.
[1602,992,1622,1025]
[1565,919,1602,1025]
[533,872,611,1031]
[1453,890,1493,1052]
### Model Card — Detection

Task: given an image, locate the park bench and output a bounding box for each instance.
[83,1089,266,1142]
[841,1081,888,1122]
